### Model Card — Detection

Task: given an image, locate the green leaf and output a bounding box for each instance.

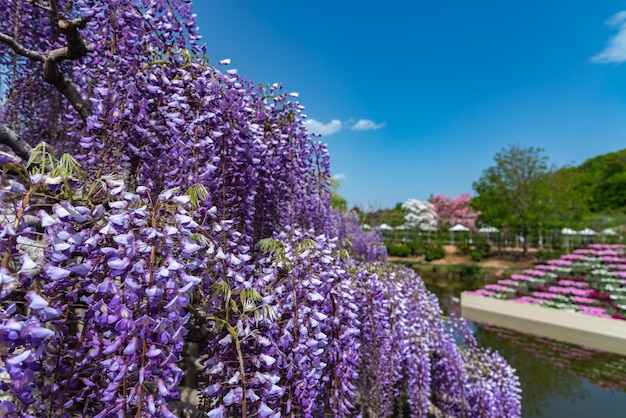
[339,249,351,262]
[186,183,209,209]
[26,142,55,174]
[52,153,84,178]
[242,298,256,313]
[296,238,316,253]
[246,287,262,302]
[190,232,211,247]
[257,238,282,255]
[211,281,232,307]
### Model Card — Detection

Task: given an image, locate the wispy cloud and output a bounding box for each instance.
[306,119,343,136]
[350,119,386,131]
[306,118,385,136]
[332,173,347,182]
[592,11,626,63]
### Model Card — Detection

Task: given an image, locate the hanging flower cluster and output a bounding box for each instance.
[0,161,211,416]
[0,0,521,417]
[328,209,388,263]
[0,0,74,153]
[193,229,361,417]
[356,263,521,418]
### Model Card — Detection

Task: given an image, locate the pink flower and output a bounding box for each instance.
[485,284,511,292]
[572,296,596,304]
[523,269,546,277]
[547,259,573,266]
[561,254,586,261]
[533,292,558,300]
[558,280,589,288]
[468,289,495,296]
[535,264,558,271]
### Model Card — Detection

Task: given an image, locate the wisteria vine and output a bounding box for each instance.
[0,1,521,417]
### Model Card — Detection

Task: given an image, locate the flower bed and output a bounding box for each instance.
[466,244,626,320]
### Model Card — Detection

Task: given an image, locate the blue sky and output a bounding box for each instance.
[193,1,626,209]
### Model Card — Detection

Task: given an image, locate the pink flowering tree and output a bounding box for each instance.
[430,193,480,229]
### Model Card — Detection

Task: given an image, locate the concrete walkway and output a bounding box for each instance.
[461,293,626,355]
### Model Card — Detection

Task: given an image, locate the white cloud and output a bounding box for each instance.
[305,118,386,136]
[607,11,626,27]
[305,119,343,136]
[350,119,386,131]
[592,11,626,63]
[332,173,347,182]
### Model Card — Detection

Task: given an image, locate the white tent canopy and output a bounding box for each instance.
[419,225,438,232]
[449,224,470,244]
[378,223,393,231]
[478,226,499,233]
[601,228,617,236]
[450,224,470,232]
[578,228,597,236]
[361,223,371,230]
[561,228,577,235]
[395,224,409,230]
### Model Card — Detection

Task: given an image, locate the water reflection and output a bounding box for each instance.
[414,268,626,417]
[472,323,626,417]
[475,325,626,392]
[473,324,589,417]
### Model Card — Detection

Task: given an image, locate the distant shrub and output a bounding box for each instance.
[456,240,472,255]
[425,243,446,261]
[406,237,425,257]
[536,249,565,261]
[386,243,411,257]
[460,264,482,277]
[474,235,491,258]
[470,251,484,262]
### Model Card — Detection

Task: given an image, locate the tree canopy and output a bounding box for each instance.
[572,148,626,213]
[429,193,479,228]
[471,144,585,255]
[402,198,438,230]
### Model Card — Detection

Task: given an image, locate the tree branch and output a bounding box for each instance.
[42,57,91,121]
[0,125,32,161]
[0,13,92,122]
[43,14,92,121]
[0,33,44,62]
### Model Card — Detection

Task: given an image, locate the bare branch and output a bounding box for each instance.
[0,9,92,122]
[0,125,32,161]
[53,16,90,60]
[30,1,52,12]
[57,17,89,32]
[41,61,91,121]
[42,12,93,121]
[49,0,59,17]
[0,33,44,62]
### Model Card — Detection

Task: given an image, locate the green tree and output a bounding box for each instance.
[471,145,586,256]
[360,202,406,227]
[574,149,626,212]
[330,177,348,211]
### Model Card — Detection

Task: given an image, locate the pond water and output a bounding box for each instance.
[418,269,626,418]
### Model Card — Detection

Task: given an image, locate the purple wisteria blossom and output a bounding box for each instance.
[0,0,521,416]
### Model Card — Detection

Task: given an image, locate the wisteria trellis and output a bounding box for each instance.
[0,1,521,417]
